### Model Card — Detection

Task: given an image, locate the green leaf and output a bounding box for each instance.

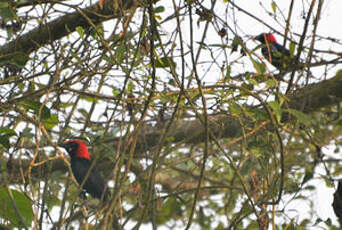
[127,81,134,93]
[266,78,277,87]
[214,222,226,230]
[154,6,165,13]
[324,218,332,226]
[0,136,10,148]
[78,108,88,118]
[43,61,49,69]
[0,128,17,136]
[225,66,231,79]
[241,82,253,91]
[44,192,60,212]
[246,221,259,230]
[155,57,176,68]
[75,26,84,39]
[248,78,259,86]
[43,114,59,129]
[303,185,316,191]
[12,53,29,67]
[289,41,296,57]
[229,102,243,115]
[156,197,182,225]
[80,95,98,103]
[268,101,281,123]
[0,187,33,227]
[59,102,74,109]
[271,1,277,14]
[87,24,104,39]
[0,52,29,68]
[50,170,63,181]
[21,128,34,138]
[112,89,119,97]
[0,128,17,149]
[301,169,313,185]
[287,109,311,126]
[231,35,241,52]
[115,45,126,63]
[21,100,51,120]
[0,5,15,20]
[251,59,265,74]
[0,3,9,8]
[322,175,334,188]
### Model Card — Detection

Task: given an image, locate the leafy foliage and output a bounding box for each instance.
[0,0,341,229]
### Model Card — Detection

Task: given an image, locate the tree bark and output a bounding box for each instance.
[0,0,137,55]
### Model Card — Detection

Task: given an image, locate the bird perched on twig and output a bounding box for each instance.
[254,33,299,71]
[60,139,109,201]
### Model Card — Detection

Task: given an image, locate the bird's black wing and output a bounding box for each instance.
[86,165,110,201]
[274,42,291,56]
[333,181,342,225]
[71,158,109,201]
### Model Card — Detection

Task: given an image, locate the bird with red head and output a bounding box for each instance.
[254,33,297,71]
[61,139,109,201]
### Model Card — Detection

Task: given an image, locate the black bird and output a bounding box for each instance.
[255,33,297,71]
[333,180,342,225]
[61,139,109,201]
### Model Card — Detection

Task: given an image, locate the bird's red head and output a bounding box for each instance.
[255,33,277,44]
[62,139,91,160]
[265,33,277,43]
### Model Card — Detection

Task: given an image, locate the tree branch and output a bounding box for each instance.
[0,0,138,55]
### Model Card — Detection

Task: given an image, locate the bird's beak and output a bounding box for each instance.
[254,34,262,41]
